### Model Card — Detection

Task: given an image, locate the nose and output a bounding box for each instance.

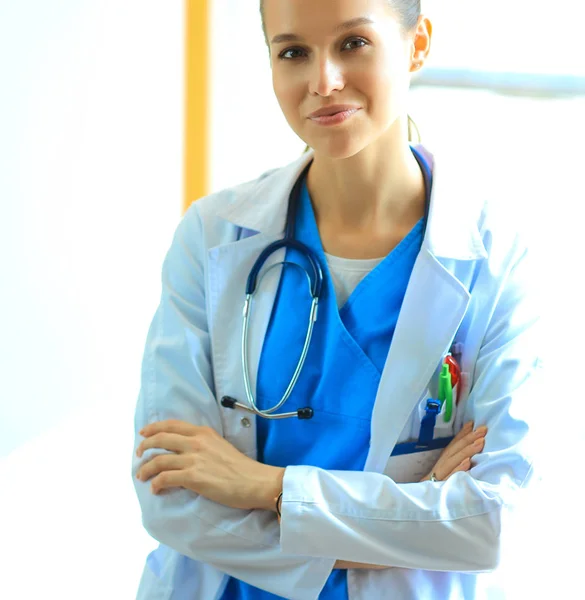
[308,55,344,97]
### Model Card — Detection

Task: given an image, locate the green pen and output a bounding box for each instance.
[438,363,453,422]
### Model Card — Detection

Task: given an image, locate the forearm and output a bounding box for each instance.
[275,489,391,571]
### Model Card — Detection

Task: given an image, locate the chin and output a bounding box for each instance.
[308,136,367,160]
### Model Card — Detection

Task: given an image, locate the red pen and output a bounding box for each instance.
[444,355,461,404]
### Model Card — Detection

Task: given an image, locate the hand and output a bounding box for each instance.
[420,421,488,482]
[136,420,284,511]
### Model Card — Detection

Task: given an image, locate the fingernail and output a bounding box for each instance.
[475,425,488,434]
[474,438,485,448]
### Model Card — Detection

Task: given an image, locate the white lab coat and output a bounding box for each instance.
[132,148,542,600]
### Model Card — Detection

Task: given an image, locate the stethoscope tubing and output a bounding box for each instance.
[227,147,432,420]
[241,276,319,419]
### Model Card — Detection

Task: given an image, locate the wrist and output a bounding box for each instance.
[275,491,283,518]
[253,465,285,512]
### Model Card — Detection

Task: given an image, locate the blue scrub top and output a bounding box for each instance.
[223,179,423,599]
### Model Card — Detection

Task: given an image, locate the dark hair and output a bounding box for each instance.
[260,0,422,143]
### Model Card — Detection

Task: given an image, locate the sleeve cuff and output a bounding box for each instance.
[280,466,329,560]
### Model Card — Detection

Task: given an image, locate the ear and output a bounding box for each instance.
[410,16,432,73]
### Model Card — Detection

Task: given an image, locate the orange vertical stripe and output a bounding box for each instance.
[184,0,209,213]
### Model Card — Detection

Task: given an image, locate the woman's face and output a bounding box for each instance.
[263,0,426,159]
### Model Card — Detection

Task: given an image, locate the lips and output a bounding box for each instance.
[308,105,361,119]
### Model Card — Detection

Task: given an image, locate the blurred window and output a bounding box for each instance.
[417,0,585,95]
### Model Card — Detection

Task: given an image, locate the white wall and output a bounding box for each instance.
[208,0,305,192]
[0,1,183,597]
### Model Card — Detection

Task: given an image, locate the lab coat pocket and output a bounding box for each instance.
[409,389,457,441]
[383,388,459,483]
[383,447,444,483]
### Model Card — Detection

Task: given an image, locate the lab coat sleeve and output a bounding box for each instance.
[280,239,543,573]
[131,206,334,600]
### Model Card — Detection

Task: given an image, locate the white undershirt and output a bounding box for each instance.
[324,253,385,309]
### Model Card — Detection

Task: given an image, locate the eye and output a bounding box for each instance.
[278,47,308,60]
[342,37,368,52]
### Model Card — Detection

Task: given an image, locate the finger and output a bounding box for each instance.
[137,453,186,482]
[448,436,485,468]
[136,432,191,457]
[140,420,200,438]
[441,422,476,458]
[150,469,190,495]
[445,457,472,480]
[433,436,485,480]
[441,425,487,462]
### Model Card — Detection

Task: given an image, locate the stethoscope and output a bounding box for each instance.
[221,147,433,420]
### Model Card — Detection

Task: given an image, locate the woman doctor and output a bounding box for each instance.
[132,0,541,598]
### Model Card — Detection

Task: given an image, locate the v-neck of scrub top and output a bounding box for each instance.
[222,180,423,600]
[324,253,385,309]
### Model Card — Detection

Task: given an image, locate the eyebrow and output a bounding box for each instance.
[270,17,375,45]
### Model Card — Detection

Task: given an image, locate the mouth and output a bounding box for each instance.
[308,105,361,126]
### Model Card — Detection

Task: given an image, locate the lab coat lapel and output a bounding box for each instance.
[365,250,471,473]
[364,147,487,473]
[207,232,285,444]
[206,155,315,432]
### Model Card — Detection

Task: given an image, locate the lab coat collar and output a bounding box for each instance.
[215,147,488,261]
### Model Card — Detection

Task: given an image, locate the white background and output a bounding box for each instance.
[1,0,583,598]
[0,1,184,596]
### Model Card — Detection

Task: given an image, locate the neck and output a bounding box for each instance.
[306,122,426,232]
